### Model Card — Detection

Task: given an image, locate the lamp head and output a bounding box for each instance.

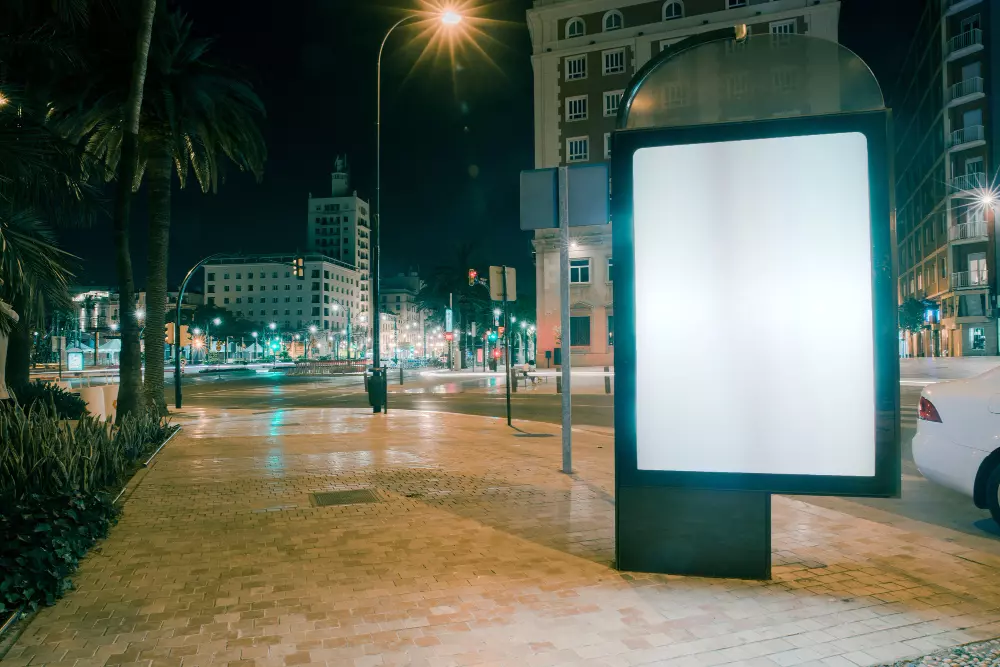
[213,317,222,325]
[441,10,462,25]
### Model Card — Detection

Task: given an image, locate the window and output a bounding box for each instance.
[607,258,614,282]
[207,272,216,281]
[235,273,242,279]
[285,271,290,278]
[603,90,623,117]
[223,285,230,292]
[727,0,747,7]
[207,285,215,294]
[663,1,683,20]
[603,10,623,31]
[608,315,614,346]
[570,258,591,283]
[312,295,320,303]
[565,54,586,81]
[566,95,588,121]
[273,298,279,304]
[324,270,330,279]
[604,132,612,159]
[971,327,986,350]
[311,269,320,278]
[603,48,625,75]
[566,17,585,38]
[247,285,254,292]
[207,297,215,306]
[248,297,255,304]
[770,19,796,42]
[297,297,303,302]
[224,273,230,279]
[311,282,320,291]
[224,298,230,305]
[272,272,278,279]
[236,298,242,304]
[235,285,242,292]
[284,285,290,291]
[567,136,589,163]
[570,316,591,346]
[312,307,320,316]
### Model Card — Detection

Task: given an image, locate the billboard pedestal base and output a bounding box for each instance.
[616,487,771,580]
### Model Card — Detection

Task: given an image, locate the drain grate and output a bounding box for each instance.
[513,433,555,438]
[310,489,380,507]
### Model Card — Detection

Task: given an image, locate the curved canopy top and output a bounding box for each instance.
[619,29,884,131]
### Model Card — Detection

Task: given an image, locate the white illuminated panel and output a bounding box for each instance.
[633,132,875,477]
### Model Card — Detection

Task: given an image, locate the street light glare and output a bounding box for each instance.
[441,10,462,25]
[213,317,222,325]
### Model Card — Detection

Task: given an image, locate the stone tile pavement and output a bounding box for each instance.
[7,408,1000,667]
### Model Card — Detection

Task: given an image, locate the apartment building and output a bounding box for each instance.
[202,254,362,334]
[379,272,427,360]
[526,0,841,366]
[306,156,371,318]
[894,0,997,357]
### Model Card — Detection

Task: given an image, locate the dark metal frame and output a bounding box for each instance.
[611,110,900,498]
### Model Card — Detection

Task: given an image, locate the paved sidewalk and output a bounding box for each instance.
[7,409,1000,667]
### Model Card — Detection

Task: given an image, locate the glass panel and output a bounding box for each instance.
[623,33,884,130]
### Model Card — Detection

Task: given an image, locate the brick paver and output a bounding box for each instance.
[7,408,1000,667]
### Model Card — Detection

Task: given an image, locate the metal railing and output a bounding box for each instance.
[949,0,982,8]
[950,77,984,101]
[949,221,988,241]
[951,269,989,290]
[948,29,983,55]
[950,125,985,147]
[951,172,986,191]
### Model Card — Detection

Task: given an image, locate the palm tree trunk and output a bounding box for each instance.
[5,293,31,388]
[142,144,171,414]
[113,0,157,419]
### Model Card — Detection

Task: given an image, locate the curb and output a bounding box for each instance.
[876,638,1000,666]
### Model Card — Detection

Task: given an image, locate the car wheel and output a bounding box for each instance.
[988,464,1000,528]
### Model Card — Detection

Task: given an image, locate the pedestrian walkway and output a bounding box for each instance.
[7,408,1000,667]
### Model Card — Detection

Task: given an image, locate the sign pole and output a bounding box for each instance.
[502,266,512,427]
[558,166,573,474]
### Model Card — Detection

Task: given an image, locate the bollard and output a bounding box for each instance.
[399,366,404,386]
[604,366,611,394]
[556,375,562,393]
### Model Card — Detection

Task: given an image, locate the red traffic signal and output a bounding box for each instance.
[468,269,477,286]
[493,349,501,359]
[444,332,454,341]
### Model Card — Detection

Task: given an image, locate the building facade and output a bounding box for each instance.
[306,156,371,318]
[894,0,998,357]
[203,254,363,336]
[526,0,841,366]
[379,272,427,360]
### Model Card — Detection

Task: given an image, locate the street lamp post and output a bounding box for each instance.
[373,8,463,410]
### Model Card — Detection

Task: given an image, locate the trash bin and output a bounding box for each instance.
[78,386,105,420]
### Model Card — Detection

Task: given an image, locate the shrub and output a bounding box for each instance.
[0,402,174,611]
[8,380,88,419]
[0,492,119,612]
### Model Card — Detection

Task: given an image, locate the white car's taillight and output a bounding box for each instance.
[918,396,942,423]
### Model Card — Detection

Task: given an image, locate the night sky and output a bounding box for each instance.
[62,0,917,291]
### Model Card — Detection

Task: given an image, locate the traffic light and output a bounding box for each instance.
[164,322,175,344]
[179,325,192,347]
[444,332,454,341]
[468,269,477,286]
[493,349,501,359]
[488,329,497,342]
[293,257,305,280]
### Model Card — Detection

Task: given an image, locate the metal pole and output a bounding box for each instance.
[175,253,229,409]
[558,166,573,474]
[502,266,512,427]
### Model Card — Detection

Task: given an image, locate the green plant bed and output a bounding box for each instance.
[8,381,87,419]
[0,402,176,613]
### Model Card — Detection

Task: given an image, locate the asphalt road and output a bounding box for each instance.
[173,369,1000,547]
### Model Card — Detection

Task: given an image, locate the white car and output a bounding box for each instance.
[912,367,1000,526]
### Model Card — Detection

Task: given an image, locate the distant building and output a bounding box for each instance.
[893,0,996,356]
[526,0,841,366]
[202,253,363,335]
[379,272,427,360]
[306,155,371,318]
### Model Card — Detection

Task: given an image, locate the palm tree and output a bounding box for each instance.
[0,98,82,387]
[64,9,266,414]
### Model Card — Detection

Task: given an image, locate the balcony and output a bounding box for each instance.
[949,220,988,242]
[947,29,983,61]
[948,77,985,107]
[946,0,982,16]
[949,124,985,150]
[951,269,989,290]
[950,171,986,193]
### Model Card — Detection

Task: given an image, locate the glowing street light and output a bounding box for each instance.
[309,325,318,334]
[213,317,222,326]
[110,323,120,332]
[269,322,277,331]
[251,331,258,338]
[135,309,145,321]
[372,6,466,400]
[192,328,202,335]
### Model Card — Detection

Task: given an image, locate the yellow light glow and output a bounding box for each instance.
[441,10,462,24]
[0,93,8,108]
